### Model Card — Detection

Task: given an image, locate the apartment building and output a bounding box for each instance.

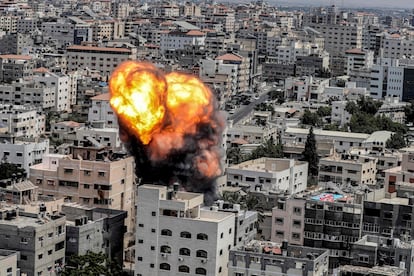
[0,32,33,55]
[384,152,414,196]
[228,240,329,276]
[0,104,45,139]
[32,68,78,113]
[344,48,374,75]
[160,30,206,53]
[66,45,136,77]
[0,138,49,174]
[0,80,55,109]
[381,34,414,60]
[376,96,409,124]
[29,146,135,232]
[304,192,362,271]
[226,124,278,146]
[87,93,118,128]
[283,127,370,153]
[226,157,308,194]
[318,153,377,187]
[135,185,237,276]
[295,52,330,77]
[0,249,19,276]
[331,101,351,127]
[272,196,306,245]
[0,208,66,276]
[62,203,127,266]
[216,53,251,94]
[0,54,34,82]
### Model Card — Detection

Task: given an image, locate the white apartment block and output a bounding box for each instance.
[0,16,17,33]
[226,124,278,146]
[0,138,49,175]
[272,197,306,245]
[370,58,407,100]
[75,127,122,149]
[32,68,77,112]
[200,58,238,96]
[87,93,118,128]
[344,48,374,75]
[319,153,377,187]
[160,30,206,53]
[283,127,370,153]
[331,101,351,127]
[226,158,308,194]
[0,104,45,138]
[381,34,414,59]
[66,45,136,77]
[0,81,55,110]
[307,23,363,57]
[135,185,236,276]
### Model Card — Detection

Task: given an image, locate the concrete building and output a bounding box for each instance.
[331,101,351,127]
[0,177,38,205]
[62,203,127,266]
[0,104,45,139]
[29,146,135,233]
[349,235,414,275]
[296,52,330,77]
[304,192,362,271]
[0,249,19,276]
[381,34,414,60]
[318,153,377,187]
[160,30,206,53]
[0,32,33,55]
[0,138,49,175]
[0,80,55,110]
[226,157,308,194]
[384,152,414,195]
[66,45,136,77]
[87,93,118,128]
[338,265,405,276]
[135,184,237,276]
[272,196,306,245]
[283,127,370,154]
[215,53,251,94]
[32,68,78,113]
[0,54,34,83]
[226,124,278,147]
[0,207,66,276]
[228,240,329,276]
[344,48,374,76]
[376,96,409,124]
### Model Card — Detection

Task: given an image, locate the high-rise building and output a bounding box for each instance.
[135,184,256,276]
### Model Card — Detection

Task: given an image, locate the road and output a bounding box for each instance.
[228,92,269,124]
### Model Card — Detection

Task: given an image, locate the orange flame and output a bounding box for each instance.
[109,61,222,178]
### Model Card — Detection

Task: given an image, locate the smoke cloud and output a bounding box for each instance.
[109,61,225,205]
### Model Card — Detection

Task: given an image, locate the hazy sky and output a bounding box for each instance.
[275,0,414,9]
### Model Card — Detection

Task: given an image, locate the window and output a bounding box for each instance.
[160,245,171,254]
[152,211,156,216]
[197,233,208,240]
[159,263,170,270]
[38,254,43,259]
[179,265,190,273]
[275,217,284,224]
[293,207,302,215]
[84,170,91,176]
[21,237,29,244]
[98,171,105,177]
[64,168,73,174]
[292,233,300,240]
[161,229,172,236]
[180,231,191,238]
[179,248,191,256]
[137,256,143,261]
[195,268,207,275]
[196,250,208,258]
[293,220,301,227]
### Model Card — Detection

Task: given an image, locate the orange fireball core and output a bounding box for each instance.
[109,61,220,177]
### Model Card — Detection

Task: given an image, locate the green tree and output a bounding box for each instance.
[302,110,322,127]
[302,127,319,177]
[226,147,245,165]
[247,137,283,160]
[316,106,331,117]
[345,101,359,115]
[0,163,25,180]
[386,132,407,150]
[62,252,125,276]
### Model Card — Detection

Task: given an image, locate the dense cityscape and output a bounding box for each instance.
[0,0,413,275]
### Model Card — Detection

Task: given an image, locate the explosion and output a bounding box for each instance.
[109,61,225,203]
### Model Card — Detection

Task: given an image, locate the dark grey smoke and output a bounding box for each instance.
[118,103,225,206]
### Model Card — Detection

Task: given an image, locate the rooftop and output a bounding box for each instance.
[285,127,370,140]
[67,45,132,53]
[216,53,242,62]
[339,265,405,276]
[91,93,110,101]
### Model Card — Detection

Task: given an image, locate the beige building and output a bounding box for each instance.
[319,153,377,187]
[29,146,135,233]
[271,196,306,245]
[384,152,414,196]
[66,45,136,77]
[0,249,19,276]
[226,157,308,194]
[0,208,66,276]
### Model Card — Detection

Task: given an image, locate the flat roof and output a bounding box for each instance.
[285,127,370,140]
[67,45,132,53]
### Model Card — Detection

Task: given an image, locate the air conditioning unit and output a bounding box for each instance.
[178,257,184,262]
[201,259,208,263]
[161,253,167,258]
